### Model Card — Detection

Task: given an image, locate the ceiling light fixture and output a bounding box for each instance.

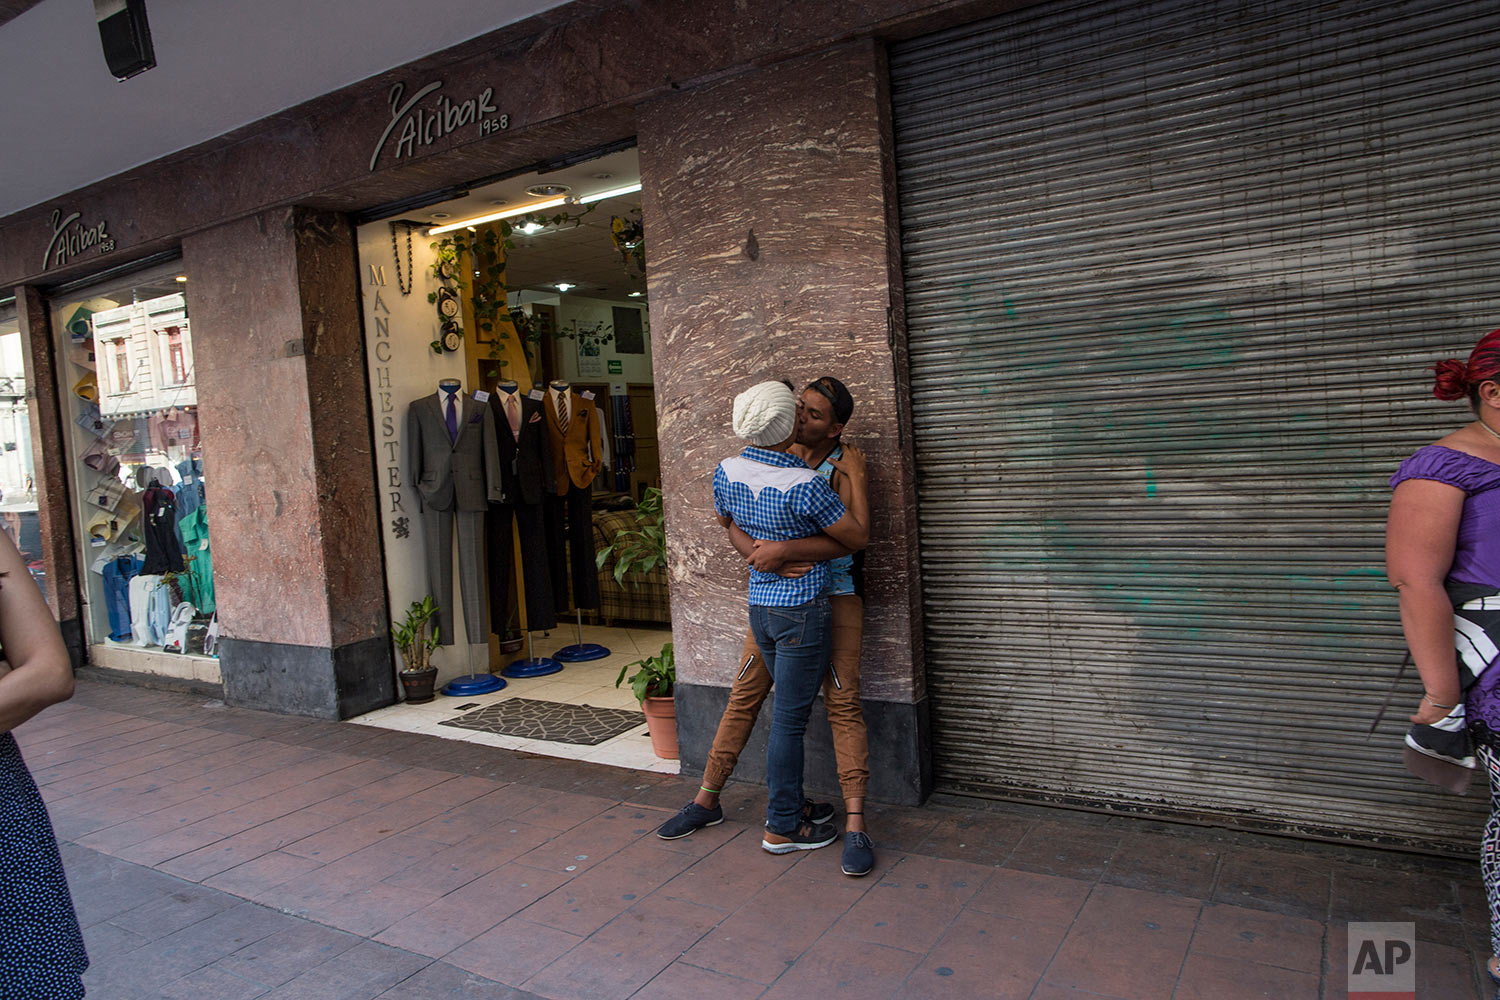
[430,212,451,220]
[514,221,546,236]
[627,291,644,298]
[526,183,572,197]
[428,197,568,236]
[555,282,575,292]
[175,275,187,283]
[578,182,643,204]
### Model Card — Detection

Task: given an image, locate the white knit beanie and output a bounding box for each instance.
[732,381,797,447]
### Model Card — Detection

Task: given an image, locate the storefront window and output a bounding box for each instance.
[50,264,216,658]
[0,302,39,589]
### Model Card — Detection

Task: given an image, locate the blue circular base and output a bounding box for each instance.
[502,657,565,678]
[553,642,610,662]
[441,673,506,696]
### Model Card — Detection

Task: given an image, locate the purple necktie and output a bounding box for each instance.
[445,394,459,442]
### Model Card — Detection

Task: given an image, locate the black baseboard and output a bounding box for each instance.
[219,634,394,720]
[674,681,931,806]
[59,617,83,672]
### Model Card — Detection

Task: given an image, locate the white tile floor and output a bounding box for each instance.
[348,623,679,774]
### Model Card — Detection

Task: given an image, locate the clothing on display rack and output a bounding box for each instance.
[178,503,214,614]
[100,554,144,642]
[486,385,558,633]
[543,382,603,612]
[408,383,504,645]
[140,483,184,575]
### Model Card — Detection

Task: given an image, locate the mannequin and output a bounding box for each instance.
[542,379,603,612]
[407,379,503,645]
[486,379,558,635]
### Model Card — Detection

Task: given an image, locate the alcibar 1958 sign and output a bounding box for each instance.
[369,79,508,172]
[43,209,114,270]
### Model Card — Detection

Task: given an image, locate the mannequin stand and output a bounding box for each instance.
[502,630,564,678]
[441,643,506,696]
[553,609,610,661]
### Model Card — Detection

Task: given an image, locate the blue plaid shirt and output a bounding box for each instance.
[713,446,847,606]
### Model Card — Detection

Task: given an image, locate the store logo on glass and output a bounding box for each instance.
[43,209,114,270]
[369,79,508,172]
[1347,922,1414,1000]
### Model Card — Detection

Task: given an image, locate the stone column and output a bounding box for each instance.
[16,285,84,667]
[639,40,930,804]
[182,208,392,719]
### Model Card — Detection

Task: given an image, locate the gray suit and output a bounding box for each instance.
[407,392,503,646]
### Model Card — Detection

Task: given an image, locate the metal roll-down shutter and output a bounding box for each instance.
[890,0,1500,851]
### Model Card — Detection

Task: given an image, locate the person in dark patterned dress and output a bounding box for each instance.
[0,530,88,998]
[1386,327,1500,991]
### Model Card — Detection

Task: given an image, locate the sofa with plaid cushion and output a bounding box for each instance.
[590,507,670,625]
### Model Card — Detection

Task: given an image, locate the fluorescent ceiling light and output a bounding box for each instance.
[578,182,642,204]
[428,197,568,236]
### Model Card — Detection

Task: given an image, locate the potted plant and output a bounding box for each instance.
[392,595,441,704]
[601,487,676,758]
[617,642,677,759]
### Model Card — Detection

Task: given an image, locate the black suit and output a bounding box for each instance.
[486,391,558,632]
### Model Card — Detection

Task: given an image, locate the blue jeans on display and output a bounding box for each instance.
[749,596,832,835]
[101,555,143,641]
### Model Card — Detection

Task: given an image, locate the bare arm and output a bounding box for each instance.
[1385,478,1464,723]
[822,444,870,550]
[0,532,74,734]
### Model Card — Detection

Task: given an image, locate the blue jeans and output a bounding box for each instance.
[749,596,832,835]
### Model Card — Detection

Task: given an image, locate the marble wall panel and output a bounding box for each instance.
[0,0,1022,288]
[639,40,923,704]
[15,286,79,625]
[183,212,328,649]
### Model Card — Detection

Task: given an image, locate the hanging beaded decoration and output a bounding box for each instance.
[389,221,415,296]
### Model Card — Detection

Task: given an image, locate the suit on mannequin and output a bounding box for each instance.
[543,382,603,611]
[407,383,503,645]
[487,384,558,632]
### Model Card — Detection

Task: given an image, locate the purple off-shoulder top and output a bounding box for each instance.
[1390,445,1500,590]
[1391,445,1500,743]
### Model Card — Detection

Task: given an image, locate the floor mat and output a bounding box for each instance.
[440,698,645,745]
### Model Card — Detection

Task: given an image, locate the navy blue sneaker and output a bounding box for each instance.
[657,801,724,840]
[804,798,835,825]
[762,820,838,854]
[841,831,875,876]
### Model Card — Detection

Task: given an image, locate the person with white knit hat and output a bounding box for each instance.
[710,380,869,854]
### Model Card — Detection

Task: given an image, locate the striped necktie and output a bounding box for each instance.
[556,392,570,434]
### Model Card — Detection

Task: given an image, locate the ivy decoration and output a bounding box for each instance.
[610,209,646,279]
[427,203,597,365]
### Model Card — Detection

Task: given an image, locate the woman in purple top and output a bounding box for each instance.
[1386,327,1500,985]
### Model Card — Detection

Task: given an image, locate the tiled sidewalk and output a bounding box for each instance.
[17,678,1495,999]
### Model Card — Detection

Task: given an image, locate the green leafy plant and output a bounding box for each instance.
[616,641,674,702]
[391,596,441,673]
[594,487,666,586]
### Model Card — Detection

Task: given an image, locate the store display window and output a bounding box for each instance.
[50,263,217,658]
[0,302,39,589]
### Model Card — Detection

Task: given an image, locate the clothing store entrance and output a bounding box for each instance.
[353,146,675,774]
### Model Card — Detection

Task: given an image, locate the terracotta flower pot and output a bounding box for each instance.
[641,695,678,759]
[399,667,439,704]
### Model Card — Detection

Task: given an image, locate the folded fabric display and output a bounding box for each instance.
[80,438,120,476]
[72,371,98,402]
[87,475,128,512]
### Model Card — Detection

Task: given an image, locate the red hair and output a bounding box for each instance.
[1434,328,1500,402]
